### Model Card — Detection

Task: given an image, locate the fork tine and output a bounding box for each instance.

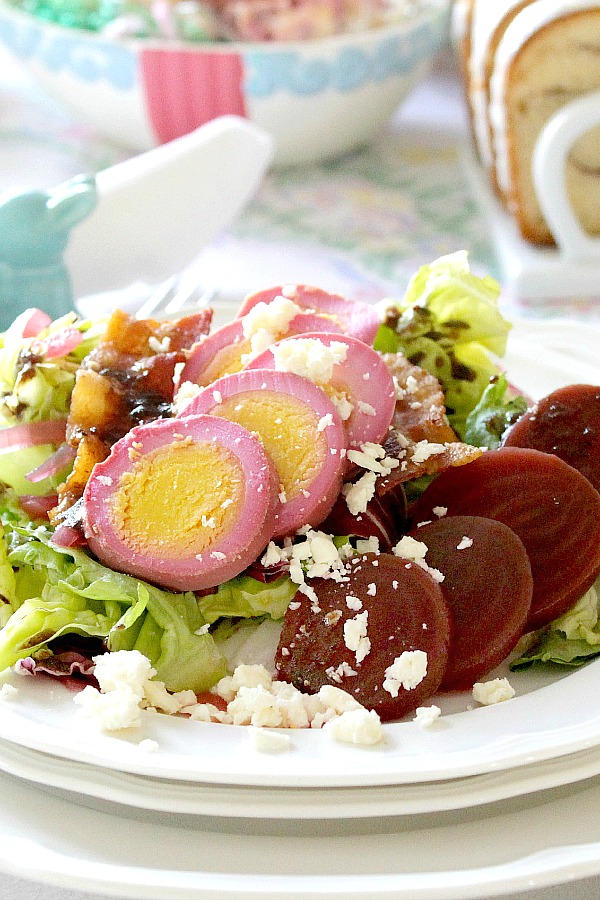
[135,275,179,320]
[164,283,215,315]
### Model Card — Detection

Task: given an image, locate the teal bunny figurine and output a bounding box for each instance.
[0,174,98,332]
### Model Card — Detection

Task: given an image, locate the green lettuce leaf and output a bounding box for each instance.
[511,584,600,670]
[0,520,227,692]
[374,251,511,437]
[198,572,298,624]
[0,311,105,493]
[0,311,105,427]
[464,374,528,450]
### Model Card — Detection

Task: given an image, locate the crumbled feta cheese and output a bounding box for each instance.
[270,337,347,384]
[318,684,363,713]
[330,392,354,421]
[74,684,143,731]
[410,441,447,464]
[344,610,371,663]
[173,380,203,414]
[249,725,292,753]
[346,594,363,611]
[241,296,301,357]
[323,708,384,745]
[148,335,171,353]
[325,661,358,683]
[317,413,334,432]
[357,401,377,417]
[472,678,515,706]
[433,506,447,518]
[383,650,428,697]
[393,536,444,583]
[346,442,399,476]
[456,536,473,550]
[138,738,160,753]
[355,536,380,555]
[414,705,441,727]
[92,649,155,698]
[342,471,377,515]
[405,374,418,394]
[143,681,197,715]
[212,664,273,703]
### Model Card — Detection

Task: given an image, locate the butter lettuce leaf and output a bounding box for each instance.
[374,251,511,436]
[0,519,226,692]
[198,572,297,624]
[511,584,600,670]
[464,374,528,450]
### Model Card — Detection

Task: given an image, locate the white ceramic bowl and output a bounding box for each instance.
[0,0,450,166]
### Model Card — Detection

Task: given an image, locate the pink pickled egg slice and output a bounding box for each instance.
[83,414,279,592]
[236,284,381,345]
[178,311,343,389]
[244,332,396,455]
[180,369,347,537]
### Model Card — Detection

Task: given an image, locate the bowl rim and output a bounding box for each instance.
[0,0,450,54]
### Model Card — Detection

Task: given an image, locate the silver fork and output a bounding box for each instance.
[135,274,216,320]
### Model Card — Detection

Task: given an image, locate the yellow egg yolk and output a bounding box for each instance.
[110,439,243,558]
[212,390,327,501]
[198,339,252,386]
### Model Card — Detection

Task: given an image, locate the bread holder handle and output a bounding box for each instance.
[533,90,600,262]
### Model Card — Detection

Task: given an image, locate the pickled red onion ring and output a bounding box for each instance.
[0,419,67,452]
[25,442,76,483]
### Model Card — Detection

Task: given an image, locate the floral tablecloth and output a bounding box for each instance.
[6,44,597,324]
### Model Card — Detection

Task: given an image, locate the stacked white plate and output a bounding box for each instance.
[0,317,599,899]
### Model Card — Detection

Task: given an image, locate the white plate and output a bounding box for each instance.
[0,318,598,790]
[5,733,600,820]
[4,762,600,899]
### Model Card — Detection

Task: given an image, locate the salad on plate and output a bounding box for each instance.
[0,250,599,748]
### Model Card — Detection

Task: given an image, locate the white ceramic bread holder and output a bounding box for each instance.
[530,91,600,299]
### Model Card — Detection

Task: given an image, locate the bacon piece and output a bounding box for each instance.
[376,353,483,496]
[378,432,483,496]
[382,352,458,444]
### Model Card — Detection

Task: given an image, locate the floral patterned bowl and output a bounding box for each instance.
[0,0,450,166]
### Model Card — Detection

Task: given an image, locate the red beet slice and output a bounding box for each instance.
[236,284,381,345]
[409,515,533,690]
[83,414,279,591]
[410,447,600,631]
[181,368,347,537]
[503,383,600,493]
[321,483,407,551]
[244,332,396,454]
[275,552,451,721]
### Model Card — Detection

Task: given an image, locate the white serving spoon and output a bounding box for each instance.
[65,115,273,302]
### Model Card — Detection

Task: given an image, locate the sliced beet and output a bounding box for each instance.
[409,447,600,631]
[408,515,533,690]
[275,552,451,721]
[320,483,407,551]
[503,383,600,493]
